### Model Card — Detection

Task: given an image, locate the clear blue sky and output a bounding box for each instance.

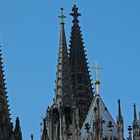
[0,0,140,139]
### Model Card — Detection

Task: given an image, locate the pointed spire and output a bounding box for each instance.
[0,44,13,139]
[117,99,124,140]
[134,104,137,120]
[133,104,139,140]
[0,46,10,120]
[14,117,21,132]
[69,5,93,127]
[55,8,71,106]
[14,117,22,140]
[118,99,122,118]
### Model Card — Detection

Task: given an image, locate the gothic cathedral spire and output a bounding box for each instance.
[55,8,72,106]
[42,8,73,140]
[0,45,22,140]
[69,5,93,127]
[0,46,13,139]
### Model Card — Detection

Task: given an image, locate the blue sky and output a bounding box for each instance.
[0,0,140,139]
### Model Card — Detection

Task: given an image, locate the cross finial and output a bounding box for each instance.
[91,61,103,95]
[91,61,103,81]
[70,5,81,23]
[59,7,66,24]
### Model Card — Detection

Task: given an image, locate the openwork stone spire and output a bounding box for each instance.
[0,45,12,139]
[55,8,71,106]
[0,45,22,140]
[69,5,93,127]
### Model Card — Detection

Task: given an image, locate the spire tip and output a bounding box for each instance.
[59,7,66,24]
[70,5,81,24]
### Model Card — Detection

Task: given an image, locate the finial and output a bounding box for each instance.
[85,123,90,133]
[118,99,122,117]
[70,5,81,23]
[91,61,103,95]
[15,117,20,127]
[133,104,137,120]
[31,134,34,140]
[59,7,66,24]
[107,121,113,131]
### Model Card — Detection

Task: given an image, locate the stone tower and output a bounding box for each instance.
[42,5,93,140]
[41,5,140,140]
[43,8,73,140]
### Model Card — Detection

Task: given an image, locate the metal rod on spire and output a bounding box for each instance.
[95,61,98,81]
[91,61,103,95]
[59,7,66,24]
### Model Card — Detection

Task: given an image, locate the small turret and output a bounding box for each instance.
[133,104,139,140]
[117,99,124,140]
[14,117,22,140]
[134,104,137,121]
